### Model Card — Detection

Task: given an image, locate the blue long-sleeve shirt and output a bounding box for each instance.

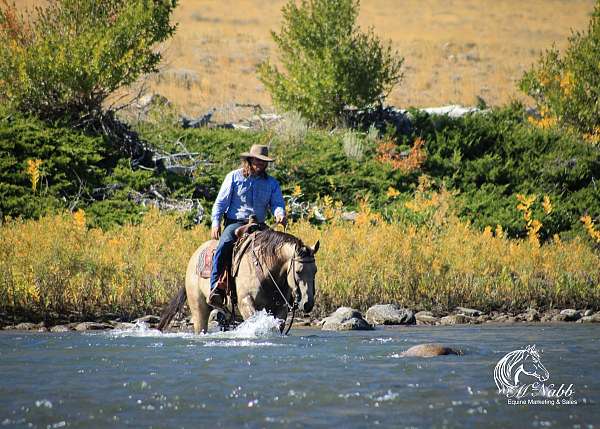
[211,169,286,228]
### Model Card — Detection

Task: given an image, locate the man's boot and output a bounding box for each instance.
[208,270,228,308]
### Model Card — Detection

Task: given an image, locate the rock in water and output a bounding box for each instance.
[365,304,415,325]
[321,307,373,331]
[402,343,461,357]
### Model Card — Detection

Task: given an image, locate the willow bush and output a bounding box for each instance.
[258,0,403,126]
[0,0,177,122]
[519,0,600,139]
[2,193,599,322]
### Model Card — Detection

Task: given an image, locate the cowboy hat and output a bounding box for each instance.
[240,144,274,162]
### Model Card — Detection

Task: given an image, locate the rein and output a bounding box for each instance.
[251,236,314,335]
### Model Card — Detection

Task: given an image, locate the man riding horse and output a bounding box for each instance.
[208,144,287,308]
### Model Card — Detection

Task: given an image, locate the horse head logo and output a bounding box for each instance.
[494,345,549,396]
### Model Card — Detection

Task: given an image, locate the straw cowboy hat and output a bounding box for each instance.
[240,144,274,162]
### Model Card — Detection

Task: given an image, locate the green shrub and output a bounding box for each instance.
[258,0,403,126]
[0,0,177,122]
[0,110,108,219]
[519,0,600,137]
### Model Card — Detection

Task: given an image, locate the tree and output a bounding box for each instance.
[519,0,600,140]
[258,0,403,126]
[0,0,178,123]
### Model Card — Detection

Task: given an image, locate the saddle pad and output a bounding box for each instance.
[197,240,218,279]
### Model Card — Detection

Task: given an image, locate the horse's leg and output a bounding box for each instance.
[186,276,210,334]
[274,306,289,334]
[238,295,256,320]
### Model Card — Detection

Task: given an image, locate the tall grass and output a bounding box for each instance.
[1,198,599,322]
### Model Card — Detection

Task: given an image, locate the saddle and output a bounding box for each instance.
[196,218,268,303]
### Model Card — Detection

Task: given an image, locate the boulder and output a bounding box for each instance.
[402,343,462,357]
[415,311,440,325]
[455,307,482,317]
[50,325,72,333]
[14,322,39,330]
[365,304,415,325]
[559,309,581,321]
[74,322,114,331]
[577,312,600,323]
[522,309,540,322]
[321,307,373,331]
[440,314,472,325]
[583,309,594,317]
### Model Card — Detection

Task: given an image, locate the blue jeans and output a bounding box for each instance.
[210,220,246,290]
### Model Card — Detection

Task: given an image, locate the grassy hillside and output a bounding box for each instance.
[19,0,597,118]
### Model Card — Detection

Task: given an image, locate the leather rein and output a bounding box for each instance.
[251,238,315,335]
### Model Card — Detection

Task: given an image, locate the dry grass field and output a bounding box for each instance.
[19,0,597,117]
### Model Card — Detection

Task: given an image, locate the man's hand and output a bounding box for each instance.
[211,225,221,240]
[275,213,287,226]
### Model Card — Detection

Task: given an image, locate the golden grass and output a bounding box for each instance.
[2,193,599,320]
[17,0,596,116]
[135,0,596,116]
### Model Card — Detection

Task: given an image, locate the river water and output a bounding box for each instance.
[0,312,598,428]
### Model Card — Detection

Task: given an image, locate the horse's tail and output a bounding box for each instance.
[157,286,187,332]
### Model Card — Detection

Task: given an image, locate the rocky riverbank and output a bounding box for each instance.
[2,304,600,332]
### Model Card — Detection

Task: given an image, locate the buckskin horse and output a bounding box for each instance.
[158,229,319,334]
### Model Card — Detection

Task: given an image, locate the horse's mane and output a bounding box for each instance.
[254,229,306,266]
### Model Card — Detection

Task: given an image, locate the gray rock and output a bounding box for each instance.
[583,309,594,317]
[516,309,540,322]
[402,343,462,357]
[559,309,581,321]
[455,307,482,317]
[15,322,39,330]
[493,314,514,323]
[415,311,439,325]
[50,325,72,333]
[365,304,415,325]
[577,312,600,323]
[321,307,373,331]
[74,322,114,331]
[477,314,492,322]
[440,314,472,325]
[551,314,570,322]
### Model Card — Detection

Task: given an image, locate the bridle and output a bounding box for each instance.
[251,241,315,335]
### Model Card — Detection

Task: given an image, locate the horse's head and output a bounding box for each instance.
[288,240,319,313]
[520,345,549,382]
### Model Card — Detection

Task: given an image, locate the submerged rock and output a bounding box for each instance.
[321,307,373,331]
[402,343,462,357]
[365,304,415,325]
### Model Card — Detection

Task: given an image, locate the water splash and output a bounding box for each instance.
[105,310,281,341]
[210,310,282,339]
[108,321,195,339]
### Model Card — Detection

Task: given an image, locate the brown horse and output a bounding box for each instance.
[158,229,319,334]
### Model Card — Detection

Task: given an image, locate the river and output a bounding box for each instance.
[1,312,598,428]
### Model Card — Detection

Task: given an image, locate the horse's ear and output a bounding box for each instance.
[313,240,320,254]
